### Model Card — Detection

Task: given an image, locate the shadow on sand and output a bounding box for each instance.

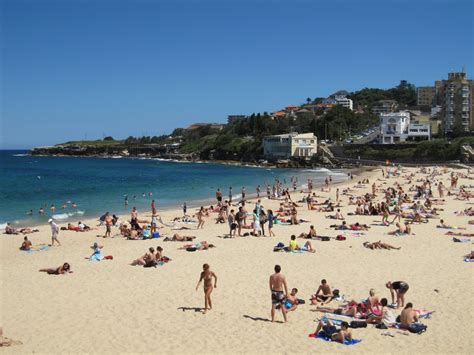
[243,315,283,323]
[177,307,205,313]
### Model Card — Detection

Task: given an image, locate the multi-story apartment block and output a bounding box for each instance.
[417,86,435,106]
[435,72,473,133]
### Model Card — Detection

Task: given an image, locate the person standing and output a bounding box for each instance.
[197,206,205,229]
[228,209,237,237]
[228,187,233,203]
[183,202,187,217]
[216,189,222,203]
[241,186,246,201]
[270,265,288,322]
[104,213,113,238]
[151,200,156,215]
[49,218,61,246]
[256,185,261,198]
[196,264,217,314]
[267,209,275,237]
[235,206,244,236]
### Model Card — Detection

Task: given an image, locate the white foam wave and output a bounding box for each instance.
[13,154,28,157]
[0,223,7,231]
[52,210,85,220]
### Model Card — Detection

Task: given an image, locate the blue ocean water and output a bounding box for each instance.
[0,150,348,227]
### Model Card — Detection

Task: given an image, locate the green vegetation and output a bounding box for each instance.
[341,137,474,162]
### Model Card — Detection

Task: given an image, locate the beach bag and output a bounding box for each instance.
[152,232,160,238]
[376,323,388,329]
[349,321,367,328]
[408,323,427,334]
[320,236,331,241]
[336,235,346,241]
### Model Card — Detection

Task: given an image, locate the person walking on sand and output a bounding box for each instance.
[49,218,61,246]
[197,206,205,229]
[270,264,288,322]
[196,263,217,314]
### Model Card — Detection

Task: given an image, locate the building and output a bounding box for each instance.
[263,132,317,159]
[334,95,353,110]
[435,72,473,133]
[380,111,431,144]
[372,100,398,116]
[417,86,435,106]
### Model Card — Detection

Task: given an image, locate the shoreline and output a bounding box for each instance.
[3,166,371,230]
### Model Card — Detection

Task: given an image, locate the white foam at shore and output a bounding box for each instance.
[52,210,85,220]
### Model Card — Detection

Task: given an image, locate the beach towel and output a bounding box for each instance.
[21,244,50,253]
[158,217,175,228]
[308,332,362,345]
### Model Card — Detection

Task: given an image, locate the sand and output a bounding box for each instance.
[1,166,473,354]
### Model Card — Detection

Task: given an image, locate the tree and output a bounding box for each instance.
[103,136,114,141]
[306,97,312,105]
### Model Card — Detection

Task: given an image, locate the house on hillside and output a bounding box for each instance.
[263,132,317,159]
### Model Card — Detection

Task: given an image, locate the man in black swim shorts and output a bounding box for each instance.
[386,280,409,308]
[269,265,288,322]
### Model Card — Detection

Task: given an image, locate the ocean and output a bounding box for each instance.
[0,150,349,228]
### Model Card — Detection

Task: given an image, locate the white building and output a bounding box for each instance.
[380,111,431,144]
[334,95,353,110]
[263,132,317,159]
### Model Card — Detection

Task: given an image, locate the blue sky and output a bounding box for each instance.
[1,0,473,149]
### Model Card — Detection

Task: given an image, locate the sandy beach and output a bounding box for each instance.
[1,166,473,354]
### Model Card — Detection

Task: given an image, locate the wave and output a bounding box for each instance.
[0,223,7,231]
[111,156,123,159]
[12,154,28,157]
[302,168,332,173]
[52,210,85,220]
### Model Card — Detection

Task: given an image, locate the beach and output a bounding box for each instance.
[1,166,473,354]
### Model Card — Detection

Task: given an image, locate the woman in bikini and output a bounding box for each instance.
[195,263,217,314]
[39,263,72,275]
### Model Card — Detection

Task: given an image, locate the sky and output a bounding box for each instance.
[1,0,473,149]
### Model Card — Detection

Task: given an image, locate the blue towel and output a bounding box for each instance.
[21,245,50,253]
[309,332,362,345]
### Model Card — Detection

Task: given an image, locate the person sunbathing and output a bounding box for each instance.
[350,222,369,231]
[313,320,352,344]
[19,236,32,251]
[465,251,474,261]
[366,298,396,327]
[437,219,465,230]
[299,225,317,239]
[179,241,215,250]
[281,288,299,312]
[363,241,400,250]
[164,233,196,241]
[39,263,72,275]
[130,247,156,266]
[326,209,344,220]
[288,235,315,253]
[399,302,418,329]
[89,242,104,261]
[311,279,333,304]
[67,223,82,232]
[331,221,349,230]
[313,302,361,318]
